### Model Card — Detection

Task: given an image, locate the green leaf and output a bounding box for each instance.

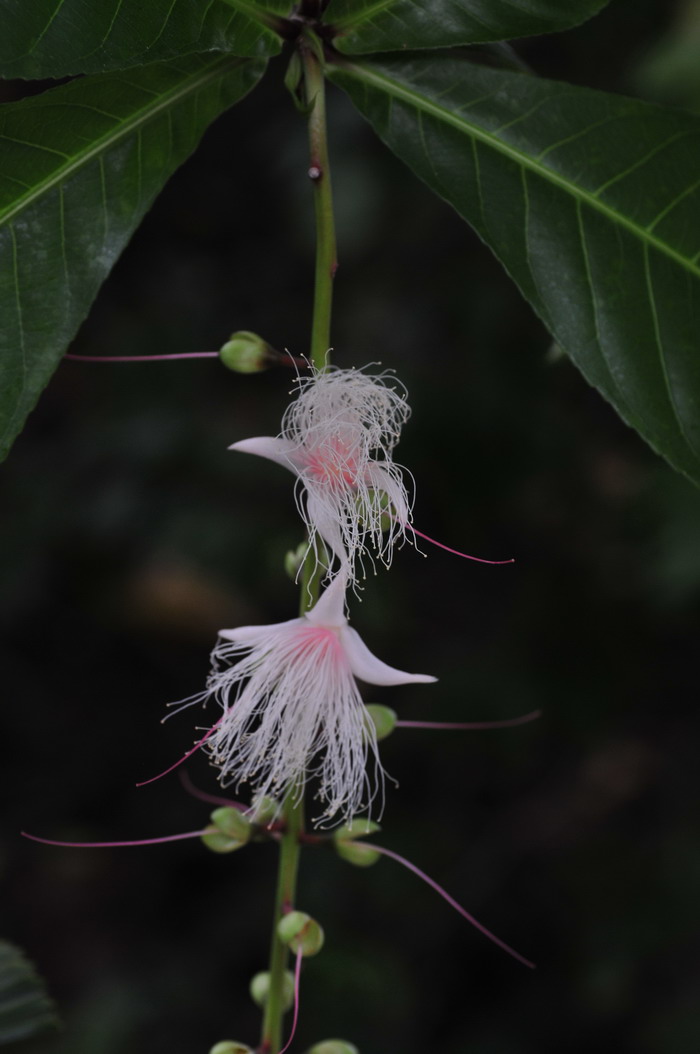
[0,54,265,461]
[329,55,700,485]
[329,0,610,54]
[0,939,59,1044]
[0,0,288,78]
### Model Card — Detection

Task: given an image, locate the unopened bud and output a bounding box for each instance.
[364,704,397,741]
[210,807,251,842]
[284,542,308,580]
[250,970,295,1010]
[209,1043,253,1054]
[219,331,274,374]
[333,818,381,868]
[277,911,325,957]
[307,1042,359,1054]
[201,810,250,854]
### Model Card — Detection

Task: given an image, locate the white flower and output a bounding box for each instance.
[184,572,435,825]
[231,366,413,582]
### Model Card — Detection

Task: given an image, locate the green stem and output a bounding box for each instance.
[260,36,337,1051]
[260,792,305,1053]
[302,38,337,371]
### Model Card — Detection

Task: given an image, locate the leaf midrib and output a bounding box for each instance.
[0,56,244,228]
[341,60,700,279]
[331,0,398,32]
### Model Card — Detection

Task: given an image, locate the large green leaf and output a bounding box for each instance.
[329,55,700,485]
[0,54,265,461]
[0,0,288,78]
[0,940,58,1044]
[329,0,610,54]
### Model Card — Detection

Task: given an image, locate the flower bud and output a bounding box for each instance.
[284,542,308,580]
[201,807,251,855]
[210,807,251,842]
[364,704,397,741]
[249,970,295,1010]
[277,911,325,957]
[333,818,381,868]
[209,1043,253,1054]
[219,331,274,374]
[307,1042,359,1054]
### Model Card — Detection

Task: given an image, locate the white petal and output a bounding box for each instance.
[340,625,437,687]
[306,573,349,629]
[219,617,303,642]
[229,436,300,474]
[304,490,351,568]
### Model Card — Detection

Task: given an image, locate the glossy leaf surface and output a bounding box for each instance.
[0,55,265,460]
[329,0,610,54]
[0,940,58,1043]
[330,55,700,484]
[0,0,287,78]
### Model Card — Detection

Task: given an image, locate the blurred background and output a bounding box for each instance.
[2,1,700,1051]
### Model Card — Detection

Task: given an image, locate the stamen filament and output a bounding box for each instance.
[372,844,535,969]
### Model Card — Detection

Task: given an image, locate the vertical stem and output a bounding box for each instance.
[260,793,304,1053]
[302,38,337,371]
[260,34,337,1051]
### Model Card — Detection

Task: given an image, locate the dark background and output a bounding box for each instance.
[3,2,700,1052]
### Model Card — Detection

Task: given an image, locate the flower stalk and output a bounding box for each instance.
[262,40,337,1047]
[302,34,337,371]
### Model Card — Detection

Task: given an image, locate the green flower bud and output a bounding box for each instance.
[201,824,248,855]
[210,807,251,843]
[209,1042,253,1054]
[333,817,381,868]
[335,840,381,868]
[219,331,274,374]
[307,1042,359,1054]
[364,704,397,741]
[249,970,295,1010]
[277,911,325,957]
[284,542,308,580]
[332,818,380,842]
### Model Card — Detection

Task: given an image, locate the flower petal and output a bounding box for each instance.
[229,436,300,473]
[305,573,348,629]
[340,625,437,687]
[219,617,303,643]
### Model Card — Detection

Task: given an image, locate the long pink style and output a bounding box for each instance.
[373,844,535,969]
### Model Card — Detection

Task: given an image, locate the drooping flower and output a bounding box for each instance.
[231,366,413,581]
[174,572,435,825]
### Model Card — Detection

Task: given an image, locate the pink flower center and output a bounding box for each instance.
[293,625,345,664]
[301,435,361,489]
